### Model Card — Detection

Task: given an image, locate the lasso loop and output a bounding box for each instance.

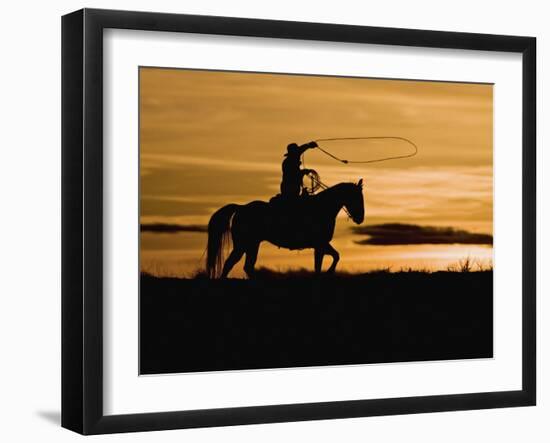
[313,136,418,164]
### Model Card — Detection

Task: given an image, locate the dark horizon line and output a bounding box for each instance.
[140,223,207,233]
[141,221,493,246]
[352,223,493,246]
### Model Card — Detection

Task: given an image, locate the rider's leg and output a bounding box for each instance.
[243,243,260,278]
[314,248,324,273]
[221,248,244,278]
[325,243,340,273]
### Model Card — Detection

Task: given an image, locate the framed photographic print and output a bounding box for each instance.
[62,8,536,435]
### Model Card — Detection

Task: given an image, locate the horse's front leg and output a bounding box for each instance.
[314,247,324,274]
[325,243,340,273]
[243,242,260,278]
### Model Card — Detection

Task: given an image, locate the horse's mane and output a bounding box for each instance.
[313,182,357,199]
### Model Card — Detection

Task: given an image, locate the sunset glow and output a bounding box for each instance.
[139,67,493,277]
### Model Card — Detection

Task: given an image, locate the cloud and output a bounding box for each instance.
[140,223,207,233]
[352,223,492,246]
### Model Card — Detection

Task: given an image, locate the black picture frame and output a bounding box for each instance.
[62,8,536,435]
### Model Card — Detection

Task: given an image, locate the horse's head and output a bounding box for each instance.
[345,179,365,225]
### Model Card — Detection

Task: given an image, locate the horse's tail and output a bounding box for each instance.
[206,204,240,279]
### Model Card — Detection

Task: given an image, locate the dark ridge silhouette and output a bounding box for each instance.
[352,223,493,245]
[140,270,493,374]
[140,223,207,233]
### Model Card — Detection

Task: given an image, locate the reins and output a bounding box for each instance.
[305,174,356,219]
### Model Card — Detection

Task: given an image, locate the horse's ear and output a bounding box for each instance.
[357,178,363,188]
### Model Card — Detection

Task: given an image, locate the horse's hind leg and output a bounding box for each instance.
[243,243,260,278]
[221,248,244,278]
[325,243,340,273]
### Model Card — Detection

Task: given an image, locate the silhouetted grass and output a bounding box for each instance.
[182,262,491,281]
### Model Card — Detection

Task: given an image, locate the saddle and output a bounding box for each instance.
[269,193,312,211]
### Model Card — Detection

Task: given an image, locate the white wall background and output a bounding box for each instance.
[0,0,545,441]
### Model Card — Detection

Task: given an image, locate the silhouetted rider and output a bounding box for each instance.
[280,141,318,198]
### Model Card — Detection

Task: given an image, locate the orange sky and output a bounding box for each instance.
[139,67,493,277]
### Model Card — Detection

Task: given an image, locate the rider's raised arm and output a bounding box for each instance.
[297,141,318,155]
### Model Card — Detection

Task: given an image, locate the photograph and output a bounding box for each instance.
[139,67,494,374]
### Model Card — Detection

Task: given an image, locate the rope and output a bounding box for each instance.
[313,136,418,164]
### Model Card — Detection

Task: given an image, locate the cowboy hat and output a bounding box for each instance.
[284,143,300,157]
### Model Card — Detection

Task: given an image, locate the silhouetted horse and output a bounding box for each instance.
[206,180,364,278]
